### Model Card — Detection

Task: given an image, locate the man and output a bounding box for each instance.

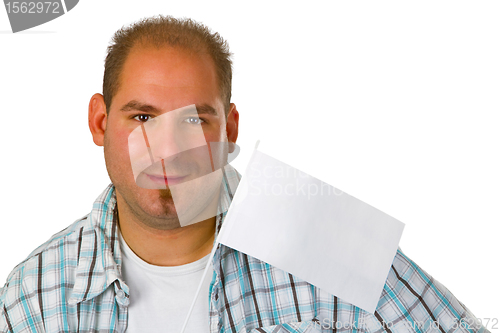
[0,16,489,333]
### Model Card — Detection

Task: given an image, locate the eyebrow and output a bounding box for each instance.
[120,100,219,117]
[120,100,161,113]
[195,103,219,117]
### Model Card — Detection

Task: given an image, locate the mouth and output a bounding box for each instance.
[146,174,187,186]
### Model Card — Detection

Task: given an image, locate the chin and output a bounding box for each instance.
[136,196,183,229]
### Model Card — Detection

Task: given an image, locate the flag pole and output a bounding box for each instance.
[179,235,220,333]
[179,140,261,333]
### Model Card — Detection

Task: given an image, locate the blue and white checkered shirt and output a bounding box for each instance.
[0,166,489,332]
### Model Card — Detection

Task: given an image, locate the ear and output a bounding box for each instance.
[88,93,108,146]
[226,103,239,153]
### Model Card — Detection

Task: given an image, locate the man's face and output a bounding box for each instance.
[101,45,235,230]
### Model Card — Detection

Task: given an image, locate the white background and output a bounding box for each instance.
[1,0,498,323]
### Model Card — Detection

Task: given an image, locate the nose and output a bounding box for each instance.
[144,112,207,164]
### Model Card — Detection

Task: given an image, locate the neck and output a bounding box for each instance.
[116,192,217,266]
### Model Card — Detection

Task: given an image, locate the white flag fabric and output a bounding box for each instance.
[218,149,404,314]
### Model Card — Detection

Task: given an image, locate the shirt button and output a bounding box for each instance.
[117,290,125,299]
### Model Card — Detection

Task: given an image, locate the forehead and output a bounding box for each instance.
[115,44,222,113]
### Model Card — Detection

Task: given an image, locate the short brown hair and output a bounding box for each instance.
[103,16,233,115]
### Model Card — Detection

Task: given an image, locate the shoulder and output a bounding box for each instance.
[374,248,487,332]
[0,214,90,332]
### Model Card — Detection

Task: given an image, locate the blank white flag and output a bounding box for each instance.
[218,149,404,314]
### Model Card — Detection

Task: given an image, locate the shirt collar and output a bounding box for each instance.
[212,165,241,277]
[70,184,125,304]
[215,165,241,236]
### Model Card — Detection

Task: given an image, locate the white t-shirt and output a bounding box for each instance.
[119,232,212,333]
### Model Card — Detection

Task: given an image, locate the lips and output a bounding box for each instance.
[146,174,187,186]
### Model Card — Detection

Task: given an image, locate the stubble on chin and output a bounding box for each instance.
[147,188,182,228]
[119,187,181,230]
[158,187,173,199]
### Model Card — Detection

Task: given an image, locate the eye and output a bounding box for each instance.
[184,117,205,125]
[133,114,153,122]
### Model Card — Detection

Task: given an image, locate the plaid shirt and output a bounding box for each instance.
[0,166,489,333]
